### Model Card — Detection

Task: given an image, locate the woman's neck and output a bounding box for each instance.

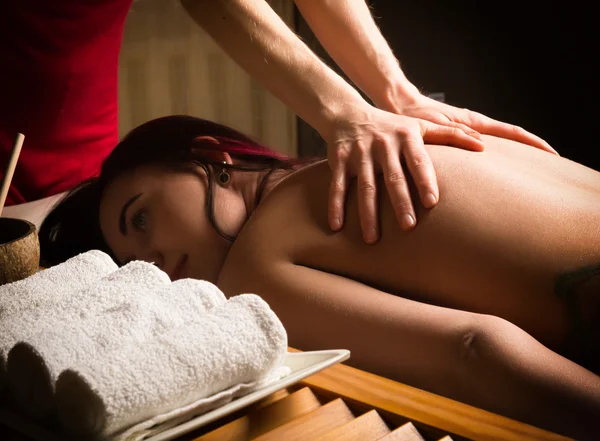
[233,158,324,220]
[256,168,293,203]
[234,167,298,217]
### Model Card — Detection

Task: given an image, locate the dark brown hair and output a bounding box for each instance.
[39,115,310,267]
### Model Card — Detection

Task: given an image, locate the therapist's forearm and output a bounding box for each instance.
[180,0,366,139]
[293,0,419,112]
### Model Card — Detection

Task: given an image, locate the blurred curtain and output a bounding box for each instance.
[118,0,297,156]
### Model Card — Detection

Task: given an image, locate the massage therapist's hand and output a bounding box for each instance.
[325,103,485,244]
[395,93,559,155]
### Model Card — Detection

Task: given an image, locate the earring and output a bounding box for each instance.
[218,161,230,185]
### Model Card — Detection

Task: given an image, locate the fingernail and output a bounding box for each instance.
[366,228,378,244]
[424,192,437,207]
[402,214,415,229]
[331,218,341,230]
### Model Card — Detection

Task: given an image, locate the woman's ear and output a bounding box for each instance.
[221,152,233,165]
[194,136,219,145]
[191,137,232,165]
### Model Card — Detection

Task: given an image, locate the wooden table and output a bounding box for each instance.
[0,348,571,441]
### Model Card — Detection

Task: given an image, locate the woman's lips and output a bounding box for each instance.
[170,255,188,281]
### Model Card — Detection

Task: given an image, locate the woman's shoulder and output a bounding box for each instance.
[262,159,330,209]
[225,160,332,263]
[252,160,330,235]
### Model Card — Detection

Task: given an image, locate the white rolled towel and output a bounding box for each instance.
[0,250,117,389]
[54,294,288,440]
[6,260,171,421]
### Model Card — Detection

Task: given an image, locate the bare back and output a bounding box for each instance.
[224,135,600,351]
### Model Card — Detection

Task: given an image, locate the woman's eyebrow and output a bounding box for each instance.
[119,193,143,235]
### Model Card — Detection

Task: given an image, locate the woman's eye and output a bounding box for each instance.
[131,209,147,232]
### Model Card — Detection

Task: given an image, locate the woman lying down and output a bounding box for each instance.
[39,115,600,439]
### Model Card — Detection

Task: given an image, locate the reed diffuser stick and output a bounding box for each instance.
[0,133,25,217]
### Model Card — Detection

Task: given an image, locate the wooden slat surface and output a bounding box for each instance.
[0,347,575,441]
[312,409,390,441]
[246,388,290,412]
[251,398,354,441]
[296,353,574,441]
[380,422,426,441]
[196,387,321,441]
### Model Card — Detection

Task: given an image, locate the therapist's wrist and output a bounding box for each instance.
[313,88,368,141]
[375,75,421,114]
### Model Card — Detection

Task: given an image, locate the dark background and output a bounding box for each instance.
[295,1,598,171]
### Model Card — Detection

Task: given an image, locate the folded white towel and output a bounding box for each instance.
[54,294,288,440]
[0,250,117,389]
[6,260,171,421]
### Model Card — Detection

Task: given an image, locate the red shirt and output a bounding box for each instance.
[0,0,133,205]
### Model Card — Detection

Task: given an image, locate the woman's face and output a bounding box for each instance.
[99,164,245,283]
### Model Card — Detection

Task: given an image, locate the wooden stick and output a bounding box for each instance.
[0,133,25,217]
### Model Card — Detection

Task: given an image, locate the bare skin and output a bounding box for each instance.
[227,136,600,351]
[217,135,600,438]
[100,134,600,439]
[183,0,556,244]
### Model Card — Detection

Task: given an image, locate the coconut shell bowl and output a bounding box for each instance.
[0,218,40,286]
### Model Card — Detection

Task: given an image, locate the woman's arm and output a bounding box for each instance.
[218,256,600,440]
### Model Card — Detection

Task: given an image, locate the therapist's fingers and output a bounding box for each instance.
[465,109,558,155]
[354,143,379,244]
[422,120,486,152]
[377,137,417,232]
[445,121,483,143]
[400,133,439,212]
[328,148,349,232]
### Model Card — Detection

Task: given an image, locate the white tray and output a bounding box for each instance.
[0,349,350,441]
